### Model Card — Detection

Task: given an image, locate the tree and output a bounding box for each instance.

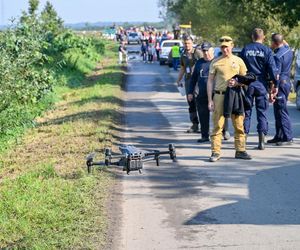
[158,0,300,47]
[40,1,64,34]
[28,0,39,16]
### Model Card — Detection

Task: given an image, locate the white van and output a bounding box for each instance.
[159,40,183,65]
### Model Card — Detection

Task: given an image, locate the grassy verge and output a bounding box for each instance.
[0,41,124,249]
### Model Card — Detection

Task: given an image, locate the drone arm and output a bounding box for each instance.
[144,151,170,157]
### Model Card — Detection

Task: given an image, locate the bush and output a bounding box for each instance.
[0,2,106,149]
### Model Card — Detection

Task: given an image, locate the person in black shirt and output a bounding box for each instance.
[188,42,214,142]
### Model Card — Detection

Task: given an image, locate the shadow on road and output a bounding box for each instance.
[184,161,300,225]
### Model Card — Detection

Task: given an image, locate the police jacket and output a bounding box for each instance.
[189,58,212,98]
[274,45,293,86]
[223,73,257,117]
[241,42,277,85]
[224,87,245,117]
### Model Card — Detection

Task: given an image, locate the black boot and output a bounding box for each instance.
[267,137,280,144]
[258,133,265,150]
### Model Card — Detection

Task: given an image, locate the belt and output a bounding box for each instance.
[214,90,226,95]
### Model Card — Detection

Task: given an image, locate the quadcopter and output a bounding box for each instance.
[86,143,177,174]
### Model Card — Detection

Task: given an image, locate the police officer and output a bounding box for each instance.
[267,33,293,145]
[176,36,202,133]
[188,42,214,142]
[240,28,277,150]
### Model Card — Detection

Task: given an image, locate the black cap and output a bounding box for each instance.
[201,42,212,51]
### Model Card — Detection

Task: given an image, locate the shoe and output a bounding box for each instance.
[276,140,293,146]
[186,124,199,133]
[267,137,280,144]
[223,130,231,140]
[235,151,252,160]
[257,133,265,150]
[209,153,220,162]
[197,137,210,143]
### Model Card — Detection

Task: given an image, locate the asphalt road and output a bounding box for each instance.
[117,44,300,250]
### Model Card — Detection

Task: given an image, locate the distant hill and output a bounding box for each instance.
[0,21,164,31]
[65,21,164,30]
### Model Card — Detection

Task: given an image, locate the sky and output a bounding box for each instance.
[0,0,161,25]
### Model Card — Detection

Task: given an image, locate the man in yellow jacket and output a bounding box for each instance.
[171,43,180,71]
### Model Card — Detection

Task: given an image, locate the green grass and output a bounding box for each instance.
[0,40,123,249]
[0,164,111,249]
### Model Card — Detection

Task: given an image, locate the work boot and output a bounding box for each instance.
[257,133,265,150]
[235,151,252,160]
[186,124,199,133]
[209,152,221,162]
[197,137,210,143]
[222,130,231,140]
[267,137,280,144]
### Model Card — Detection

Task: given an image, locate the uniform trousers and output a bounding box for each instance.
[211,93,246,154]
[244,81,269,135]
[273,81,293,141]
[195,95,209,138]
[185,79,199,125]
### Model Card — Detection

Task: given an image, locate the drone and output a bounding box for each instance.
[86,143,177,174]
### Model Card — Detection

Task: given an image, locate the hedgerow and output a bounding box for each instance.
[0,0,105,150]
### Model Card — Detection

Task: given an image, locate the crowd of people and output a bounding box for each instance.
[118,29,175,64]
[118,27,294,162]
[176,28,293,162]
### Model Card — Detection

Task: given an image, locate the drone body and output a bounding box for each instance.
[86,144,176,174]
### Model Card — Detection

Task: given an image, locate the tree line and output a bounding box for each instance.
[158,0,300,47]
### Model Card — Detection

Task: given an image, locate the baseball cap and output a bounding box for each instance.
[219,36,233,47]
[201,41,212,51]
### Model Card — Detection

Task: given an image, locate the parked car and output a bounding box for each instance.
[214,47,242,57]
[159,40,183,65]
[294,49,300,110]
[127,32,140,44]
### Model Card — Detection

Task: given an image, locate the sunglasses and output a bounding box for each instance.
[219,38,232,42]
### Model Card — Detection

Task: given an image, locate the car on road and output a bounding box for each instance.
[214,47,242,57]
[294,49,300,110]
[127,32,140,45]
[159,40,183,65]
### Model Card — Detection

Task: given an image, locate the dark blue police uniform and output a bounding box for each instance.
[272,45,293,143]
[189,58,211,140]
[241,42,277,136]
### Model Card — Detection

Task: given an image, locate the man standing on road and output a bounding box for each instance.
[188,42,214,142]
[207,36,251,162]
[141,41,148,63]
[176,36,202,133]
[241,28,278,150]
[267,33,293,146]
[171,43,180,71]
